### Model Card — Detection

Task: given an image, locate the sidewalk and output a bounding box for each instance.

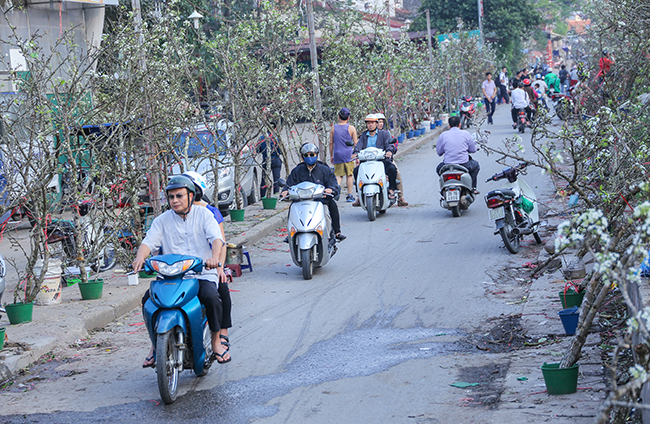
[0,124,443,383]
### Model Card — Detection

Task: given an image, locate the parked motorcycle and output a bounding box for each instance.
[438,164,475,217]
[142,254,214,404]
[45,200,117,272]
[357,147,397,221]
[286,181,337,280]
[485,163,542,254]
[550,87,575,120]
[459,96,476,129]
[0,255,6,319]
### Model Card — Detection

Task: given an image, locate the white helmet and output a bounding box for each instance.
[182,171,207,201]
[375,113,386,120]
[364,114,378,122]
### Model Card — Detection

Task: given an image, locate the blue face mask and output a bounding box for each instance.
[304,155,317,166]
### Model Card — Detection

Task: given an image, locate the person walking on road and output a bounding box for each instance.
[329,107,358,202]
[257,123,283,198]
[436,116,480,194]
[482,72,497,125]
[498,67,510,104]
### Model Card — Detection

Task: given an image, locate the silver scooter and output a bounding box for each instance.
[0,255,6,319]
[286,181,337,280]
[438,164,475,217]
[357,147,397,221]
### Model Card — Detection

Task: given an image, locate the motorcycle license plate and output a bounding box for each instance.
[446,190,460,202]
[489,207,505,221]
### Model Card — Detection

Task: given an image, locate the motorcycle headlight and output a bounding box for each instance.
[297,188,314,199]
[150,259,195,277]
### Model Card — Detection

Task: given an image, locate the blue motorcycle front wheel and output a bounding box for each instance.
[157,329,181,404]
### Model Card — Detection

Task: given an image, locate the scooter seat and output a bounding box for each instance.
[440,164,469,174]
[487,189,516,199]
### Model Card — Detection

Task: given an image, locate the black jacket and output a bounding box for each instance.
[284,161,340,198]
[353,130,397,155]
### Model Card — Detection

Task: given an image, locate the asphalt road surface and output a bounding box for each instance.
[1,105,555,423]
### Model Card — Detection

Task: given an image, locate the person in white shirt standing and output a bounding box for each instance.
[498,67,510,104]
[481,72,497,125]
[510,81,531,128]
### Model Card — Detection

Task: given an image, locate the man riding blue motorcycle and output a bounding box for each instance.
[132,175,230,367]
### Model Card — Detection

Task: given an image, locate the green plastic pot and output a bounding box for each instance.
[541,362,580,395]
[559,289,585,309]
[78,279,104,300]
[261,197,278,210]
[0,327,5,350]
[5,302,34,324]
[230,209,245,222]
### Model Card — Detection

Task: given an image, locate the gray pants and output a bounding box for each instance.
[437,160,481,189]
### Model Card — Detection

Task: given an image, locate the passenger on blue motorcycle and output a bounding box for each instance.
[133,175,230,365]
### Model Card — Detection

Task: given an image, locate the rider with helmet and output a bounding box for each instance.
[282,143,346,241]
[351,114,399,205]
[521,78,538,122]
[133,175,231,365]
[376,112,408,206]
[182,171,233,353]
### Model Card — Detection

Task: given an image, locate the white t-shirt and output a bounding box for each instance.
[142,206,225,283]
[511,88,530,109]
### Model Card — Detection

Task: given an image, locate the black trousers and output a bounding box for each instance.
[353,159,398,191]
[261,160,282,198]
[437,160,481,189]
[142,278,224,333]
[322,197,341,234]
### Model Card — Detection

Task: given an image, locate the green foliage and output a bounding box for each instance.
[412,0,540,71]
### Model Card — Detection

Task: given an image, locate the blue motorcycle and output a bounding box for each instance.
[142,254,213,404]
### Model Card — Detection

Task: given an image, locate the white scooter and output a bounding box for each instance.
[286,181,337,280]
[357,147,397,221]
[438,164,475,217]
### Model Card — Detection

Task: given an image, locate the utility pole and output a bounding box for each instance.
[132,0,162,214]
[425,9,433,69]
[305,0,325,160]
[386,0,397,136]
[477,0,484,46]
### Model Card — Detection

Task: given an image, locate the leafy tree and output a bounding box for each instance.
[411,0,540,70]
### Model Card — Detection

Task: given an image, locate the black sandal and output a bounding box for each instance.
[142,355,155,368]
[220,335,230,351]
[210,350,231,364]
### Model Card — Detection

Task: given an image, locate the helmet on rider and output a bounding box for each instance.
[166,175,196,216]
[462,95,472,102]
[375,113,387,129]
[375,112,386,121]
[602,49,609,56]
[182,171,207,202]
[300,143,319,166]
[364,114,378,123]
[523,78,531,86]
[535,73,542,80]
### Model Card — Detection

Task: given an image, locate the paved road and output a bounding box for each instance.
[1,105,553,423]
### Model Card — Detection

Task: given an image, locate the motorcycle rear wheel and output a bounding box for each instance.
[367,195,376,221]
[451,204,461,217]
[157,329,181,404]
[198,322,212,377]
[301,248,313,280]
[92,242,118,272]
[499,212,520,254]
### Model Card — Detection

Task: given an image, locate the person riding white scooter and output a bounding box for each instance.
[281,143,346,241]
[351,114,398,206]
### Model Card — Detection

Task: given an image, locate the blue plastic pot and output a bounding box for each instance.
[397,134,405,143]
[558,306,580,335]
[430,123,435,129]
[436,120,442,127]
[407,130,414,138]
